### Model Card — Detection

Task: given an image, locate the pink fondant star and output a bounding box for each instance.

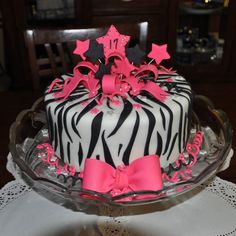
[96,25,130,61]
[73,39,90,60]
[147,44,170,64]
[133,104,142,110]
[91,108,99,114]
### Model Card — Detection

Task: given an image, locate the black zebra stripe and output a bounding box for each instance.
[142,107,156,155]
[67,142,71,163]
[118,143,123,156]
[146,94,174,156]
[122,111,140,165]
[78,142,83,166]
[160,108,166,131]
[57,107,65,162]
[71,112,80,138]
[156,131,163,156]
[87,112,104,158]
[101,130,115,168]
[166,132,178,161]
[62,93,90,141]
[173,99,184,153]
[108,98,133,138]
[46,107,54,144]
[54,123,58,151]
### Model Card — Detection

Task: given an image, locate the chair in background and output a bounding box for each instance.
[24,22,148,90]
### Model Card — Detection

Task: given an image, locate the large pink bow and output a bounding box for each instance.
[80,155,163,200]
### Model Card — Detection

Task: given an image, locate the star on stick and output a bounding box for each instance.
[73,39,90,60]
[147,44,170,64]
[96,25,130,62]
[95,63,112,79]
[126,45,146,65]
[84,40,104,63]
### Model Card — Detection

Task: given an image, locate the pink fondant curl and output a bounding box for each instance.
[162,131,204,183]
[36,143,76,176]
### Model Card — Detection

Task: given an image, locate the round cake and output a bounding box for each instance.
[45,74,192,172]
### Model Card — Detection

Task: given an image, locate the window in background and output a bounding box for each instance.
[176,0,229,65]
[28,0,75,21]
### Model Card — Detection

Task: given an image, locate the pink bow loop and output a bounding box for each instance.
[102,74,120,95]
[80,155,163,200]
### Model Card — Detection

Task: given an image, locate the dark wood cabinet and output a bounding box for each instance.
[1,0,236,89]
[90,0,166,41]
[173,0,236,82]
[228,0,236,79]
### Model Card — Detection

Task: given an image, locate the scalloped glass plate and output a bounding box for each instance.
[9,95,233,209]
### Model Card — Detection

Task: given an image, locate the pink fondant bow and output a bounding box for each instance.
[80,155,163,200]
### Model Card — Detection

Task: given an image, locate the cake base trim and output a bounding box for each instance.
[36,131,203,201]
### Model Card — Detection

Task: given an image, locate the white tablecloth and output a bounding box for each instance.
[0,177,236,236]
[1,150,235,236]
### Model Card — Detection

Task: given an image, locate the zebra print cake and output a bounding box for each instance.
[44,73,192,172]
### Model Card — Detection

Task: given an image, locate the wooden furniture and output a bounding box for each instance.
[1,0,236,88]
[24,22,148,90]
[26,0,173,46]
[1,0,176,88]
[174,0,236,82]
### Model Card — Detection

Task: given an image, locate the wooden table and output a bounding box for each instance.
[0,82,235,188]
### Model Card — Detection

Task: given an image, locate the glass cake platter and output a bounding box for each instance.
[9,94,233,209]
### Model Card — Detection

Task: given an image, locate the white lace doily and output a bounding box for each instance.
[1,176,236,236]
[0,181,31,211]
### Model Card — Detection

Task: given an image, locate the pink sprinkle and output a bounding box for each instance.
[81,100,89,106]
[111,100,121,106]
[56,169,62,175]
[68,166,76,176]
[166,78,173,82]
[91,108,99,114]
[133,104,142,109]
[185,168,192,174]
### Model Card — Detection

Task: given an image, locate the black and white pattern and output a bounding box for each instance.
[44,74,192,171]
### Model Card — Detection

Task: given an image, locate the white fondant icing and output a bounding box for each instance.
[45,74,192,172]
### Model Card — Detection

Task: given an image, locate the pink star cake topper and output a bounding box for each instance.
[73,39,90,60]
[96,25,130,62]
[148,44,170,64]
[50,25,172,104]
